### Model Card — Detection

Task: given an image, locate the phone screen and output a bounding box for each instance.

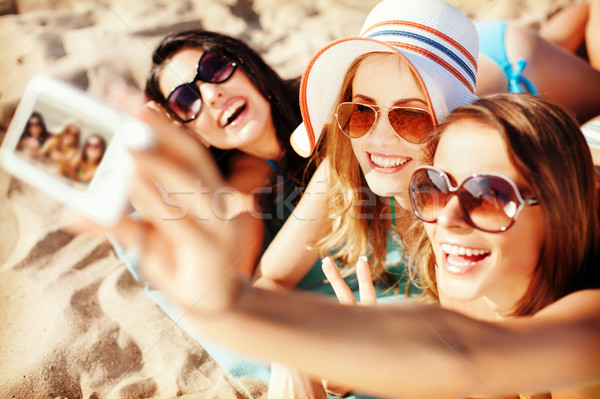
[15,93,115,192]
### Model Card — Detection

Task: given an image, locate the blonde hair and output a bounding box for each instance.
[310,52,425,287]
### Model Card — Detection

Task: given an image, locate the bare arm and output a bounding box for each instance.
[253,161,331,290]
[72,87,600,399]
[178,287,600,399]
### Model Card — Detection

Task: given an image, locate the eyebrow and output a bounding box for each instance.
[352,94,428,107]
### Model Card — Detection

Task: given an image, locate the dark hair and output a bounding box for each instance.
[82,134,107,164]
[412,93,600,316]
[145,30,310,234]
[22,112,50,145]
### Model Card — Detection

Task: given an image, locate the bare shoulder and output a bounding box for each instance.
[552,382,600,399]
[534,289,600,321]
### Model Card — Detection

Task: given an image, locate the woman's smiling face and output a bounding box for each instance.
[158,48,280,159]
[348,53,430,207]
[423,120,545,314]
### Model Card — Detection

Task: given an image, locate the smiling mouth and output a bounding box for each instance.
[219,99,246,128]
[369,153,410,168]
[441,243,490,270]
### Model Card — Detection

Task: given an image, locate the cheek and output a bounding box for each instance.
[350,139,366,167]
[423,223,440,258]
[188,115,218,143]
[423,223,436,242]
[496,213,545,278]
[409,142,427,164]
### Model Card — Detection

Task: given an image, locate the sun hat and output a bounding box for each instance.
[290,0,479,158]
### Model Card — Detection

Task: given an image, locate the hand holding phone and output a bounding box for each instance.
[0,75,154,225]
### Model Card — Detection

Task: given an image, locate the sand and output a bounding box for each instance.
[0,0,586,398]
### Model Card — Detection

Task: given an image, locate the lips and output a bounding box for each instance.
[440,243,490,275]
[218,98,246,128]
[368,153,411,172]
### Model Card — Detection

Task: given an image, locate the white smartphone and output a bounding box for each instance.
[0,75,153,226]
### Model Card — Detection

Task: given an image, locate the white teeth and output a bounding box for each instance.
[441,243,490,257]
[369,154,409,168]
[220,99,245,127]
[446,259,477,268]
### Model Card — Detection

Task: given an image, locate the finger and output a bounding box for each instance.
[106,83,221,187]
[129,171,222,240]
[62,209,108,237]
[321,379,352,397]
[136,226,179,293]
[129,158,231,229]
[63,208,173,288]
[130,148,226,202]
[132,113,223,192]
[62,208,147,249]
[321,257,356,305]
[144,100,173,121]
[356,256,377,305]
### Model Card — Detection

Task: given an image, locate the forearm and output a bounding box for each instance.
[253,163,330,289]
[182,287,600,398]
[184,287,475,399]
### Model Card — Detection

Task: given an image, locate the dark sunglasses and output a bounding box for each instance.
[409,166,539,233]
[165,51,237,123]
[335,102,434,143]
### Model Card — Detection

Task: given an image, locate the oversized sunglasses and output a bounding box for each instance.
[335,102,434,143]
[165,51,237,123]
[409,166,539,233]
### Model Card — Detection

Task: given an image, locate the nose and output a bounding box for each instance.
[436,195,470,230]
[199,82,224,108]
[367,110,402,147]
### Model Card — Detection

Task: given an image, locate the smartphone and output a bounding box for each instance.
[0,75,153,225]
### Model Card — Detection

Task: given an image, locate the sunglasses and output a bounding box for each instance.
[335,102,434,143]
[409,166,539,233]
[165,51,237,123]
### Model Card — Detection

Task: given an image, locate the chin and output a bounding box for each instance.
[437,271,482,303]
[366,180,407,198]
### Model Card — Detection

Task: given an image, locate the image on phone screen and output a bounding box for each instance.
[15,92,115,192]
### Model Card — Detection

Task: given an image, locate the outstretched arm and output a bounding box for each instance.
[180,283,600,399]
[71,87,600,399]
[253,160,332,291]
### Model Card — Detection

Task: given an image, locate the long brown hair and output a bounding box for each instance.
[311,52,424,285]
[145,30,311,237]
[412,93,600,315]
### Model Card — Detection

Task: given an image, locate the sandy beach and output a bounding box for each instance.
[0,0,587,397]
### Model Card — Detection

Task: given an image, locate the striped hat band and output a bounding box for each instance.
[290,0,480,158]
[362,20,477,94]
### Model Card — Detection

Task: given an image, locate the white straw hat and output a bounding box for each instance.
[290,0,479,157]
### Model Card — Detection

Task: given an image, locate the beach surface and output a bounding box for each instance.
[0,0,585,397]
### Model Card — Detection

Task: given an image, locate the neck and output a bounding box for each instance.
[482,296,519,319]
[241,120,283,160]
